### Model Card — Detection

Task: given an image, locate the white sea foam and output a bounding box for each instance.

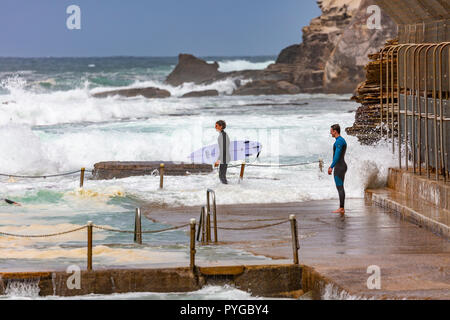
[207,59,275,72]
[0,285,263,300]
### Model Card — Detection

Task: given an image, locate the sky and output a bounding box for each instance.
[0,0,321,57]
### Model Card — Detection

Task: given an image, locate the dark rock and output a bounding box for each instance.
[92,87,171,99]
[276,44,302,64]
[166,54,221,86]
[232,80,300,96]
[181,90,219,98]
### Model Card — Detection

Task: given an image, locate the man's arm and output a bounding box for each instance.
[215,134,223,167]
[330,139,344,169]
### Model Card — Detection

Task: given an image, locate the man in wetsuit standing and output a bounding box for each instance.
[214,120,230,184]
[328,124,347,214]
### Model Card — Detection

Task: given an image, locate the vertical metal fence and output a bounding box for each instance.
[380,42,449,182]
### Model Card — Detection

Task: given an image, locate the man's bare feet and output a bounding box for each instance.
[332,208,345,214]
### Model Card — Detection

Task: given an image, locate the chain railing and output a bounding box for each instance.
[196,189,300,264]
[0,200,301,271]
[0,167,92,188]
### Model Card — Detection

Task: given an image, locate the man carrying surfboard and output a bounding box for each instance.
[328,124,347,215]
[214,120,231,184]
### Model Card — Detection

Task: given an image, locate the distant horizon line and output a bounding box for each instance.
[0,54,278,59]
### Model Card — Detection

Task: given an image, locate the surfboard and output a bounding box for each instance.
[188,141,262,164]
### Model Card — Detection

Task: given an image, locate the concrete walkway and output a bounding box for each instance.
[143,198,450,300]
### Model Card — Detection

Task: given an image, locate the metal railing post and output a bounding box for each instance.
[411,45,423,174]
[134,208,142,245]
[380,45,395,138]
[404,45,417,170]
[424,45,437,179]
[159,163,165,189]
[239,163,246,181]
[190,218,196,272]
[438,43,450,181]
[386,47,396,139]
[433,45,441,180]
[201,206,207,244]
[196,207,203,241]
[80,167,85,188]
[289,215,299,265]
[396,44,412,169]
[415,44,433,175]
[206,207,211,243]
[87,221,93,271]
[207,189,218,243]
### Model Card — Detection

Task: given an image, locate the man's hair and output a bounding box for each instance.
[331,124,341,134]
[216,120,226,130]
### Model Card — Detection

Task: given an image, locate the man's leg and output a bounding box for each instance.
[219,164,228,184]
[333,169,345,212]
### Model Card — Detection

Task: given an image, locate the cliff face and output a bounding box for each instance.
[164,0,397,95]
[272,0,397,93]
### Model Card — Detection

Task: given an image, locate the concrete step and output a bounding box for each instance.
[366,187,450,238]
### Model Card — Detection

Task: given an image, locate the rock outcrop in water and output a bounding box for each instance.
[166,54,221,87]
[181,89,219,98]
[92,87,171,99]
[165,0,397,95]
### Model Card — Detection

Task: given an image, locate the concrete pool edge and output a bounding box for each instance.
[0,264,304,298]
[0,263,418,300]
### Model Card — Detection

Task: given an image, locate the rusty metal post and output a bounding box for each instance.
[411,45,423,174]
[207,189,218,243]
[433,45,441,180]
[397,45,411,169]
[239,162,246,181]
[87,221,93,271]
[438,43,450,181]
[190,218,196,272]
[159,163,164,189]
[134,208,142,245]
[386,47,396,140]
[80,167,85,188]
[416,44,433,175]
[404,45,417,170]
[424,45,438,179]
[196,207,203,241]
[289,215,299,265]
[206,207,211,243]
[201,206,206,244]
[390,46,397,152]
[380,46,394,137]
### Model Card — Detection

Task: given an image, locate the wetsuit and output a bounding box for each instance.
[331,136,347,209]
[218,130,231,184]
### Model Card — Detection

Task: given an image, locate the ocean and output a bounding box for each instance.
[0,56,396,299]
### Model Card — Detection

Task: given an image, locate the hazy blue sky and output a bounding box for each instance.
[0,0,321,57]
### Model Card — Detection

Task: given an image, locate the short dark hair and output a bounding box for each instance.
[216,120,226,130]
[331,124,341,134]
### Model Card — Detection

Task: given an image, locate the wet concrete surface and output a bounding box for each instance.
[143,198,450,299]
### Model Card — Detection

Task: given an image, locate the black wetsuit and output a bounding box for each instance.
[218,130,230,184]
[331,136,347,209]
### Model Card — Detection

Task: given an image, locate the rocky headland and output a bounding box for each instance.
[165,0,397,96]
[92,0,397,99]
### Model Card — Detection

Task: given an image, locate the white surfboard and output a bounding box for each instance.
[188,141,262,164]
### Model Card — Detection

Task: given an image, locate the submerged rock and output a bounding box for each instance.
[232,80,300,96]
[181,90,219,98]
[92,87,171,99]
